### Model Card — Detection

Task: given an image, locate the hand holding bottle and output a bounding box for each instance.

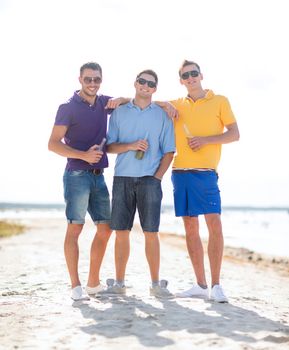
[88,137,106,165]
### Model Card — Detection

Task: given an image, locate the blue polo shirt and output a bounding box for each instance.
[54,91,112,171]
[107,101,175,177]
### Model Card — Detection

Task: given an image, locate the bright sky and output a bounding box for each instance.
[0,0,288,207]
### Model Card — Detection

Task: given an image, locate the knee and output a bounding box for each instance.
[66,224,83,239]
[97,228,112,243]
[115,230,130,242]
[206,215,222,234]
[144,232,159,242]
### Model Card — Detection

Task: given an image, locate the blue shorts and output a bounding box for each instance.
[171,170,221,217]
[63,170,110,224]
[110,176,163,232]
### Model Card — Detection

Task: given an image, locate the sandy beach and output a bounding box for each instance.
[0,218,289,350]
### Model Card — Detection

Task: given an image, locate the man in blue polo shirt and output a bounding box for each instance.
[104,69,175,298]
[48,62,128,301]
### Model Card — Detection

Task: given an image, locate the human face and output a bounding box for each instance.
[79,68,102,98]
[134,73,157,98]
[180,64,203,89]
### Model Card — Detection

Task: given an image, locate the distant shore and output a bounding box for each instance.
[159,231,289,276]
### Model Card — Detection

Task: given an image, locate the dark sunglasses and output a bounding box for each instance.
[83,76,102,84]
[181,70,200,80]
[137,78,157,88]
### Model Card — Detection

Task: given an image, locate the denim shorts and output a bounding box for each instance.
[110,176,163,232]
[171,170,221,217]
[63,170,110,224]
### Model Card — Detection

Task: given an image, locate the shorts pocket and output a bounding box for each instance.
[69,170,85,177]
[206,189,220,206]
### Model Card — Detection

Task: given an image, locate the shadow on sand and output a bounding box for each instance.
[73,295,289,347]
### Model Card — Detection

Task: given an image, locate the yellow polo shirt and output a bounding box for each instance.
[171,90,236,170]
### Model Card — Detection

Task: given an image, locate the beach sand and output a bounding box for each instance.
[0,218,288,350]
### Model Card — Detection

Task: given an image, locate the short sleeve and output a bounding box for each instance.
[54,104,72,126]
[220,97,236,126]
[107,109,119,144]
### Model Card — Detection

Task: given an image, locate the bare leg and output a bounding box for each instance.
[183,216,207,286]
[115,230,130,281]
[64,223,83,288]
[143,232,160,282]
[205,213,224,286]
[87,223,112,287]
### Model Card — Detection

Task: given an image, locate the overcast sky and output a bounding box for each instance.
[0,0,288,207]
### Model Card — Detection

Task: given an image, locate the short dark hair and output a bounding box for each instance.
[178,60,201,77]
[136,69,158,85]
[80,62,102,76]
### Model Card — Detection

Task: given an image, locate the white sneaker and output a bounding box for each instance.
[86,284,105,296]
[71,285,90,301]
[210,285,228,303]
[176,284,209,299]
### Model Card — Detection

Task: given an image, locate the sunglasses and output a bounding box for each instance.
[181,70,200,80]
[137,78,157,88]
[83,76,102,84]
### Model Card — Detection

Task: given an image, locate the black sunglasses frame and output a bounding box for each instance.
[136,78,157,88]
[181,70,200,80]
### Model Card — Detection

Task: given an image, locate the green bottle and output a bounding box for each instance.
[135,131,149,160]
[135,150,145,160]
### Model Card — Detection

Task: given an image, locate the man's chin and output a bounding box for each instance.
[84,89,98,97]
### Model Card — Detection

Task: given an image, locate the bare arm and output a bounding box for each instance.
[154,101,178,119]
[154,152,174,180]
[107,139,148,154]
[48,125,103,164]
[105,97,130,109]
[188,122,240,151]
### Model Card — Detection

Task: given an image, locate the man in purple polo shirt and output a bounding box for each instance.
[48,62,128,301]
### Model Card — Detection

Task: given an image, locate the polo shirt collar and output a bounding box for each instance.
[73,90,99,106]
[186,89,215,102]
[127,99,156,111]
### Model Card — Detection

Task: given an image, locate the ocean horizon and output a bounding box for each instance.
[1,201,289,211]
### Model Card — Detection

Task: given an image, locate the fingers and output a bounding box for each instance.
[85,146,104,163]
[137,140,148,151]
[130,139,149,152]
[87,152,103,163]
[187,137,201,151]
[164,103,179,120]
[105,98,120,109]
[88,144,99,151]
[167,108,179,120]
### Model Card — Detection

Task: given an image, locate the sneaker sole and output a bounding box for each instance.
[176,294,209,299]
[210,298,229,303]
[150,294,175,299]
[71,296,90,301]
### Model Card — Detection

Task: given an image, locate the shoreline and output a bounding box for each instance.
[1,217,288,274]
[159,231,289,276]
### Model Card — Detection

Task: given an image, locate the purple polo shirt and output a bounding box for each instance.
[54,91,112,171]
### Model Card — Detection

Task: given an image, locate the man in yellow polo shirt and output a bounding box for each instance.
[159,60,239,302]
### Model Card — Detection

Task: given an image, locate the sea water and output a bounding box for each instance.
[0,203,288,258]
[160,206,289,258]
